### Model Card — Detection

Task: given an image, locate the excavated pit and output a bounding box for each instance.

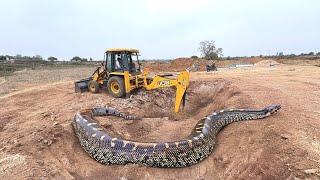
[95,79,249,142]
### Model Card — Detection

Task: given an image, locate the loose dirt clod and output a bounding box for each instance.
[0,154,26,176]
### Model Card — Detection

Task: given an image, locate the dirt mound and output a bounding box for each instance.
[255,59,280,67]
[104,79,239,120]
[143,58,206,72]
[144,57,266,72]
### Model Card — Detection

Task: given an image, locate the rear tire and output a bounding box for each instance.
[88,80,99,93]
[107,76,126,98]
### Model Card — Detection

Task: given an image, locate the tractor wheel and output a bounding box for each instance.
[88,80,99,93]
[107,76,125,98]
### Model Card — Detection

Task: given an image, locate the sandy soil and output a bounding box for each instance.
[0,63,319,179]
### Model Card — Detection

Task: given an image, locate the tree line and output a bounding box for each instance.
[1,42,319,62]
[194,40,320,60]
[0,54,94,62]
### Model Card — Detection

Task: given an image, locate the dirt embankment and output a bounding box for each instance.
[144,57,320,72]
[144,57,264,72]
[0,64,319,179]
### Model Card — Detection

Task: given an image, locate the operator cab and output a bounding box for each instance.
[105,48,141,74]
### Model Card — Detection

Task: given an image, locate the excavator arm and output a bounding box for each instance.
[143,71,190,112]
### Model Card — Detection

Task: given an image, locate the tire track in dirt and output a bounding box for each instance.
[0,81,73,100]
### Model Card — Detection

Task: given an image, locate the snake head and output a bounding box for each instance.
[264,104,281,115]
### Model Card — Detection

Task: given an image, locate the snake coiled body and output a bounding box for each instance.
[73,105,281,168]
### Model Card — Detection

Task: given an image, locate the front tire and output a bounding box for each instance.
[107,76,125,98]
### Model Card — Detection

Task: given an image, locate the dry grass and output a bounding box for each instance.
[277,58,320,66]
[0,67,95,96]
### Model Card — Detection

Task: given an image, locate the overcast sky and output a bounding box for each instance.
[0,0,319,60]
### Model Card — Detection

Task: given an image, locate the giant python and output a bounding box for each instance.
[73,105,281,168]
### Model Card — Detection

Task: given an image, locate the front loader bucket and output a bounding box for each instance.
[75,78,90,93]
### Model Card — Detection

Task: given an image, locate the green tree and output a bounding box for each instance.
[48,56,58,61]
[308,52,314,56]
[288,54,296,58]
[16,54,22,60]
[199,40,223,60]
[33,55,43,61]
[190,55,198,59]
[71,56,82,62]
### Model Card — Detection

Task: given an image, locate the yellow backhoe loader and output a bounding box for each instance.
[75,48,190,112]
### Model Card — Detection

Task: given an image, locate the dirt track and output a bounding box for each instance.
[0,64,319,179]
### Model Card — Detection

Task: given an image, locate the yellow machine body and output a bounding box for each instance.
[82,48,190,113]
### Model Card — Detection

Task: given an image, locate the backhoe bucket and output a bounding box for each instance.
[144,70,190,113]
[75,78,90,93]
[174,71,190,112]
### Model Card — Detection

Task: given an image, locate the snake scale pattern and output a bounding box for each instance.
[73,105,281,168]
